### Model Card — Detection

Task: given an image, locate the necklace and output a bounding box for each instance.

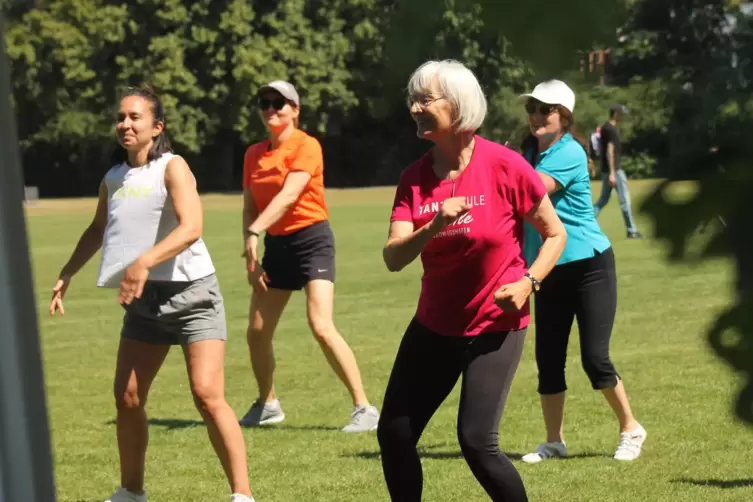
[437,138,475,182]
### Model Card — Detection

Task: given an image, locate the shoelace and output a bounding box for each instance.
[617,434,639,452]
[351,407,369,422]
[537,444,561,458]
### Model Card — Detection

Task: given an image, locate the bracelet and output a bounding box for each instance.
[247,229,260,237]
[524,272,541,293]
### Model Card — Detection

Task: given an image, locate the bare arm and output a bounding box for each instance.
[383,220,438,272]
[242,187,259,239]
[136,157,203,269]
[59,181,108,278]
[525,194,567,282]
[588,158,597,179]
[51,181,108,315]
[383,196,470,272]
[536,172,563,195]
[247,171,311,235]
[607,142,617,176]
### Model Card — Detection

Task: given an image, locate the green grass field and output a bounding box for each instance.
[26,181,753,502]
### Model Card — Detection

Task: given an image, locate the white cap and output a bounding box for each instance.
[258,80,300,107]
[519,80,575,113]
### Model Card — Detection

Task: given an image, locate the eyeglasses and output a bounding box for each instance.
[258,97,287,111]
[407,94,445,109]
[525,101,555,116]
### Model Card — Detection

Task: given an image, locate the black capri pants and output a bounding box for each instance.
[534,247,620,395]
[377,319,528,502]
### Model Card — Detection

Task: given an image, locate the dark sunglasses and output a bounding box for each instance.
[525,100,555,116]
[258,97,287,111]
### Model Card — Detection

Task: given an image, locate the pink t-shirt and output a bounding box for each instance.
[390,135,547,337]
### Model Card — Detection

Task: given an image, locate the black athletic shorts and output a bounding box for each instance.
[262,220,335,291]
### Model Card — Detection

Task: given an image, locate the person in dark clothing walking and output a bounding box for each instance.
[593,104,643,239]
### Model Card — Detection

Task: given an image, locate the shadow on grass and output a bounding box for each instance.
[672,478,753,489]
[104,418,203,430]
[345,449,610,461]
[349,450,463,460]
[106,418,341,432]
[149,418,204,430]
[105,418,341,431]
[243,424,342,432]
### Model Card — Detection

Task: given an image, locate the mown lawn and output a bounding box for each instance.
[27,181,753,501]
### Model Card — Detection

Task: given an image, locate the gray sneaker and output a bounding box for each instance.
[239,398,285,426]
[342,405,379,433]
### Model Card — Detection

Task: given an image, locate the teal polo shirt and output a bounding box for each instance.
[523,133,611,267]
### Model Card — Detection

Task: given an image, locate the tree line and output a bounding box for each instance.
[3,0,751,197]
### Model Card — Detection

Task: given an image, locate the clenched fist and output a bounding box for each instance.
[431,197,470,232]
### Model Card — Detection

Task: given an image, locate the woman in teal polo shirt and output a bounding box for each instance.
[517,80,647,463]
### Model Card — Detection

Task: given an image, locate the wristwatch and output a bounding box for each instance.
[524,272,541,293]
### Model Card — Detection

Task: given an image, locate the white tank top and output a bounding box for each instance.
[96,152,215,288]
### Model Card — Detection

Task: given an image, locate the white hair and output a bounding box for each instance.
[407,59,487,133]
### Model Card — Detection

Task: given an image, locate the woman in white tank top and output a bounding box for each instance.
[48,87,255,502]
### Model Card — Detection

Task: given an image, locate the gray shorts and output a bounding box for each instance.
[121,274,227,346]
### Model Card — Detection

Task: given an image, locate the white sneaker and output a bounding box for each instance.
[239,398,285,426]
[105,487,147,502]
[230,494,255,502]
[521,441,568,464]
[342,405,380,433]
[614,424,647,461]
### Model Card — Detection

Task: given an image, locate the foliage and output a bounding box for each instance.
[5,0,357,193]
[625,0,753,426]
[620,152,656,179]
[5,0,638,195]
[384,0,630,82]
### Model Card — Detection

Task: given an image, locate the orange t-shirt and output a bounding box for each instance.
[243,129,328,236]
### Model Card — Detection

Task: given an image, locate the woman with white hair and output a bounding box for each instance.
[377,60,567,501]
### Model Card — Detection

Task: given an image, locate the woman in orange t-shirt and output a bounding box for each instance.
[239,81,379,432]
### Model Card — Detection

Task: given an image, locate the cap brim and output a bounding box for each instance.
[258,84,299,106]
[257,85,281,96]
[519,92,559,105]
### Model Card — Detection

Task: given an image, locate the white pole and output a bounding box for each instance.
[0,15,57,502]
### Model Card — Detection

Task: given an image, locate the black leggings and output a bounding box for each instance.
[377,319,528,502]
[535,247,620,394]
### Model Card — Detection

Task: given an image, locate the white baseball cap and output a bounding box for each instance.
[258,80,300,107]
[519,80,576,113]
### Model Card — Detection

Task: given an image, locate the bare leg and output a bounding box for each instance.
[113,339,170,494]
[540,392,566,443]
[602,379,639,432]
[183,340,252,497]
[305,280,368,406]
[247,288,292,403]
